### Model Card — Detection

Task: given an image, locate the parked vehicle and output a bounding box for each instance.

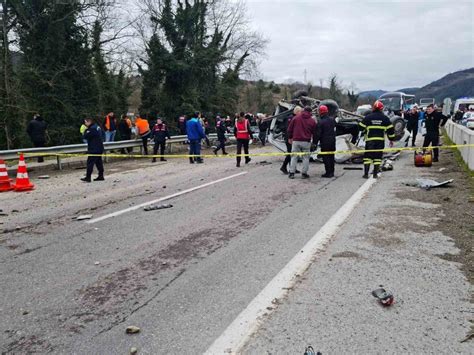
[378,92,416,116]
[453,98,474,113]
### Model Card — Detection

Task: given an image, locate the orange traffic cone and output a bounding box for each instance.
[0,159,13,192]
[13,154,35,192]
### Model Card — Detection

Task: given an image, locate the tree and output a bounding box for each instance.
[347,90,359,110]
[328,74,342,103]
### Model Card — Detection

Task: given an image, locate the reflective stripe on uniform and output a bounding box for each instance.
[359,122,367,128]
[366,137,385,141]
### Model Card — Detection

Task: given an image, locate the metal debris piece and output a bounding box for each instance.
[94,261,100,265]
[126,326,141,334]
[343,167,363,170]
[439,168,447,172]
[372,288,394,306]
[304,345,322,355]
[38,175,50,179]
[416,178,454,190]
[76,214,93,220]
[130,347,138,354]
[144,204,173,212]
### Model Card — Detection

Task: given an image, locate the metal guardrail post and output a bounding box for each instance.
[57,155,62,170]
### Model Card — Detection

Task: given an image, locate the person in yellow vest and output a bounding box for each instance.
[233,112,252,167]
[80,120,87,143]
[135,114,151,155]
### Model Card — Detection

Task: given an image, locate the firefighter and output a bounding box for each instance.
[151,118,171,162]
[359,100,395,179]
[234,112,252,167]
[314,105,336,178]
[423,104,448,162]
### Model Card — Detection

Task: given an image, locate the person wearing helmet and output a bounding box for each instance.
[359,100,396,178]
[314,105,336,178]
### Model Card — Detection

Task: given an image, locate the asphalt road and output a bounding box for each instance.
[1,146,368,353]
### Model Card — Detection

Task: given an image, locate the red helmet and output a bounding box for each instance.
[318,105,329,115]
[373,100,384,111]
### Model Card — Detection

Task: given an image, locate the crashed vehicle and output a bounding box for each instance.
[264,93,410,164]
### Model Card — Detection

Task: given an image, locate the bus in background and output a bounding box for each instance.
[378,92,416,117]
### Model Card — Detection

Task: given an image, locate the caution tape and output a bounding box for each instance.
[17,143,474,159]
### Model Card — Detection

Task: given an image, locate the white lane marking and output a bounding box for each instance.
[205,177,377,354]
[87,171,248,224]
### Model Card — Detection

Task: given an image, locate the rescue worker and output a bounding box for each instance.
[80,121,87,144]
[423,104,448,162]
[178,115,186,135]
[26,113,48,162]
[234,112,252,167]
[135,114,151,155]
[406,105,419,146]
[186,112,206,163]
[118,114,133,153]
[214,116,229,155]
[81,118,104,182]
[359,100,396,179]
[314,105,336,178]
[287,106,317,179]
[151,118,171,162]
[202,117,211,147]
[280,106,302,175]
[104,112,116,142]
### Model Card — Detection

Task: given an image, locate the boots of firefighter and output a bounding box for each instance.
[363,164,370,179]
[373,165,380,179]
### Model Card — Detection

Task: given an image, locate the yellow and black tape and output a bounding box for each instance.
[17,143,474,159]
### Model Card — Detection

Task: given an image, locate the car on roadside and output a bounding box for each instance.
[460,112,474,129]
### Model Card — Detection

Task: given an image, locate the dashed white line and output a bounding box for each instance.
[86,171,248,224]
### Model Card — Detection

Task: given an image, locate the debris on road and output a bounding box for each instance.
[130,347,138,354]
[381,159,394,171]
[38,175,50,179]
[415,178,454,190]
[94,261,100,265]
[22,310,29,315]
[372,288,394,306]
[259,160,272,165]
[439,168,447,172]
[75,214,93,220]
[0,211,8,216]
[126,326,141,334]
[304,345,322,355]
[144,204,173,211]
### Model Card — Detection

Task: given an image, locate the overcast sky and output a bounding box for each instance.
[244,0,473,91]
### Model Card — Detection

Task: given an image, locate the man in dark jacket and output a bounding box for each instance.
[423,104,448,162]
[280,106,302,175]
[151,118,171,162]
[26,114,48,162]
[314,105,336,178]
[214,116,229,155]
[405,106,419,146]
[118,114,132,153]
[287,106,317,179]
[257,114,268,146]
[81,118,104,182]
[359,100,395,179]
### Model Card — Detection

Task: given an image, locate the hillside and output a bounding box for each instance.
[359,67,474,103]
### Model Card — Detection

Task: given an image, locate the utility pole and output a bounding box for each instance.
[303,69,307,84]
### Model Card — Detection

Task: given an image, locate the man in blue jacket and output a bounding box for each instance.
[81,118,105,182]
[186,112,206,164]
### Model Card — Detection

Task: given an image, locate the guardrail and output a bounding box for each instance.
[0,133,219,169]
[445,120,474,170]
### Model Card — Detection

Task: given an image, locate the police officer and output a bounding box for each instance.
[151,118,171,162]
[423,104,448,162]
[214,116,229,155]
[314,105,336,178]
[359,100,395,179]
[81,118,104,182]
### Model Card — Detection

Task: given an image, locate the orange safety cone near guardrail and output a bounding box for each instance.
[13,154,35,192]
[0,159,13,192]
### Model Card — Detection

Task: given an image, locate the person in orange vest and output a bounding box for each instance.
[151,118,171,162]
[234,112,252,167]
[104,112,116,142]
[135,114,151,155]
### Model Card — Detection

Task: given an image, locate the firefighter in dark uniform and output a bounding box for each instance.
[359,100,395,179]
[314,105,336,178]
[151,118,171,162]
[81,118,104,182]
[423,104,448,162]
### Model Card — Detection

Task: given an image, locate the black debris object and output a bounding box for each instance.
[144,204,173,211]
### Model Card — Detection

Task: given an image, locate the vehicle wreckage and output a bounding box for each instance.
[262,93,410,164]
